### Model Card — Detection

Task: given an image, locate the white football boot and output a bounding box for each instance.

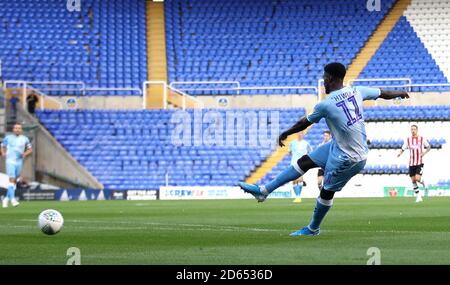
[11,199,20,207]
[2,198,8,208]
[415,191,423,203]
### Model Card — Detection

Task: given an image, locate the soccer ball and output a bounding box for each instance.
[38,209,64,235]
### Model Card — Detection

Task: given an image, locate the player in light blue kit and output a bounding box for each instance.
[289,132,312,203]
[239,63,409,236]
[2,123,32,208]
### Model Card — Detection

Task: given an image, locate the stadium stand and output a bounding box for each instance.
[360,17,450,92]
[1,0,449,192]
[165,0,396,95]
[0,0,147,89]
[36,108,304,190]
[404,0,450,81]
[36,106,449,190]
[1,0,448,96]
[364,105,450,121]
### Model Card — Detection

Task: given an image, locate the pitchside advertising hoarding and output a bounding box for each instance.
[52,189,158,200]
[1,184,449,201]
[158,185,450,200]
[1,186,449,201]
[159,185,293,200]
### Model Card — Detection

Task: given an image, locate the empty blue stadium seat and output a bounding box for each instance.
[0,0,147,90]
[360,17,450,92]
[37,108,305,189]
[165,0,396,95]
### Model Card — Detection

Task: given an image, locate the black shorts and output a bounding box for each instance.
[409,164,424,177]
[317,168,324,177]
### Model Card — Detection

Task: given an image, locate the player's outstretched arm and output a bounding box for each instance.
[379,90,409,100]
[278,116,312,147]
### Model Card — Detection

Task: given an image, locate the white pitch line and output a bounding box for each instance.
[16,219,450,235]
[19,219,278,232]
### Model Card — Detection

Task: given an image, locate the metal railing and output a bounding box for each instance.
[4,80,64,110]
[4,80,145,109]
[83,87,142,96]
[25,81,86,94]
[2,78,449,111]
[167,85,205,110]
[169,81,241,95]
[170,81,317,96]
[347,78,413,92]
[27,86,63,110]
[238,85,317,93]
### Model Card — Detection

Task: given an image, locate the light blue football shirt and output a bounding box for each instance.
[307,86,381,162]
[1,134,32,163]
[289,139,312,165]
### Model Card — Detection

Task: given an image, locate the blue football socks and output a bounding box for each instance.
[308,197,333,231]
[7,183,16,200]
[293,184,303,197]
[263,166,304,194]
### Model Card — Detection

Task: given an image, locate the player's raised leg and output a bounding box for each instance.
[238,164,306,202]
[239,141,329,202]
[417,165,427,196]
[238,155,319,202]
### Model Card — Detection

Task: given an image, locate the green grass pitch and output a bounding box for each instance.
[1,197,449,265]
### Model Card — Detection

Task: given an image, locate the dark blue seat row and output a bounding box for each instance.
[165,0,396,95]
[0,0,147,90]
[360,17,450,92]
[37,108,305,189]
[368,138,445,149]
[364,106,450,121]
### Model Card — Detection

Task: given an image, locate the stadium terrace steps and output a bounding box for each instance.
[145,1,199,109]
[345,0,413,84]
[146,1,167,109]
[167,89,203,109]
[245,134,297,184]
[147,1,168,82]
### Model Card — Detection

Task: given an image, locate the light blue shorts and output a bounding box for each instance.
[308,141,366,191]
[6,160,23,179]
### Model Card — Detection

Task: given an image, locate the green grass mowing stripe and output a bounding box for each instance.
[0,198,449,264]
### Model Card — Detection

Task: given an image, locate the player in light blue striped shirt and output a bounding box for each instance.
[239,62,409,236]
[2,123,32,208]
